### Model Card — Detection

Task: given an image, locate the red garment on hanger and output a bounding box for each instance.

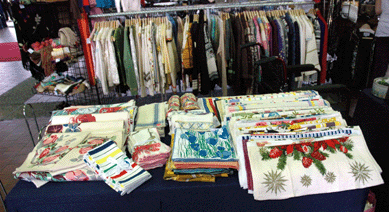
[77,10,96,86]
[316,10,328,84]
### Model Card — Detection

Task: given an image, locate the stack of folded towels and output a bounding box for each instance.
[170,126,238,175]
[127,128,171,170]
[84,140,151,196]
[135,102,167,137]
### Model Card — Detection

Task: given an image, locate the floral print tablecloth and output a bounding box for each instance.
[172,127,238,165]
[14,130,125,187]
[246,127,383,200]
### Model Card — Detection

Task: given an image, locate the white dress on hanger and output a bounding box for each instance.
[95,27,109,95]
[105,28,120,87]
[156,24,166,94]
[166,22,177,92]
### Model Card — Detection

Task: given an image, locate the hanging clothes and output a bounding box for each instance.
[88,8,326,97]
[10,3,61,79]
[113,26,126,91]
[78,11,96,86]
[166,20,178,93]
[316,10,328,84]
[123,25,137,95]
[285,12,296,65]
[182,15,194,91]
[203,16,218,92]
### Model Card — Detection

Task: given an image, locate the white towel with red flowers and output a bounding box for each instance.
[241,126,383,200]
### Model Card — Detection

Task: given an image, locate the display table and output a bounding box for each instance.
[5,106,374,212]
[352,88,389,211]
[5,168,369,212]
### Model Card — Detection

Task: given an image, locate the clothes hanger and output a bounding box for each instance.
[255,10,259,18]
[93,22,101,41]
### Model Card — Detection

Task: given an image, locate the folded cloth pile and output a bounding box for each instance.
[167,111,214,135]
[135,102,167,136]
[13,130,124,188]
[197,97,222,123]
[50,100,137,133]
[171,126,238,175]
[217,90,384,201]
[240,127,383,200]
[127,128,171,170]
[34,72,89,96]
[45,120,125,135]
[14,101,137,188]
[163,135,230,182]
[211,90,320,124]
[84,140,152,196]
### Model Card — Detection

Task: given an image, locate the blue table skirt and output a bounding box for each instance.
[5,119,371,212]
[5,166,369,212]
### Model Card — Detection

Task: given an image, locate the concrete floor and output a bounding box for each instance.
[0,21,63,212]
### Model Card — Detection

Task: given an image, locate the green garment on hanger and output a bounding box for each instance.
[114,27,126,87]
[123,26,138,94]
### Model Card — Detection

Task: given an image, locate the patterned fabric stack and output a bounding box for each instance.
[84,140,152,196]
[166,94,219,136]
[163,135,230,182]
[13,130,125,188]
[167,111,214,135]
[127,128,171,170]
[168,126,238,177]
[14,101,136,188]
[49,100,137,134]
[220,90,384,201]
[135,102,167,137]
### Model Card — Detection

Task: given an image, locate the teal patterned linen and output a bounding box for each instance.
[172,126,238,162]
[173,168,233,175]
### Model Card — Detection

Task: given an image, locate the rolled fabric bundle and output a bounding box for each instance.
[167,95,180,116]
[180,93,200,110]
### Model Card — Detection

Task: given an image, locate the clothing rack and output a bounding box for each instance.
[89,0,315,18]
[88,0,317,98]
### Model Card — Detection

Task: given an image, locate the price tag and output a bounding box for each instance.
[86,38,91,44]
[27,48,34,54]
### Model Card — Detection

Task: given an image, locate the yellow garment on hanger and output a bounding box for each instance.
[182,22,193,70]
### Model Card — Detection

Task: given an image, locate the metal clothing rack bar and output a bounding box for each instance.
[0,178,7,212]
[23,104,40,147]
[89,0,315,18]
[23,104,46,147]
